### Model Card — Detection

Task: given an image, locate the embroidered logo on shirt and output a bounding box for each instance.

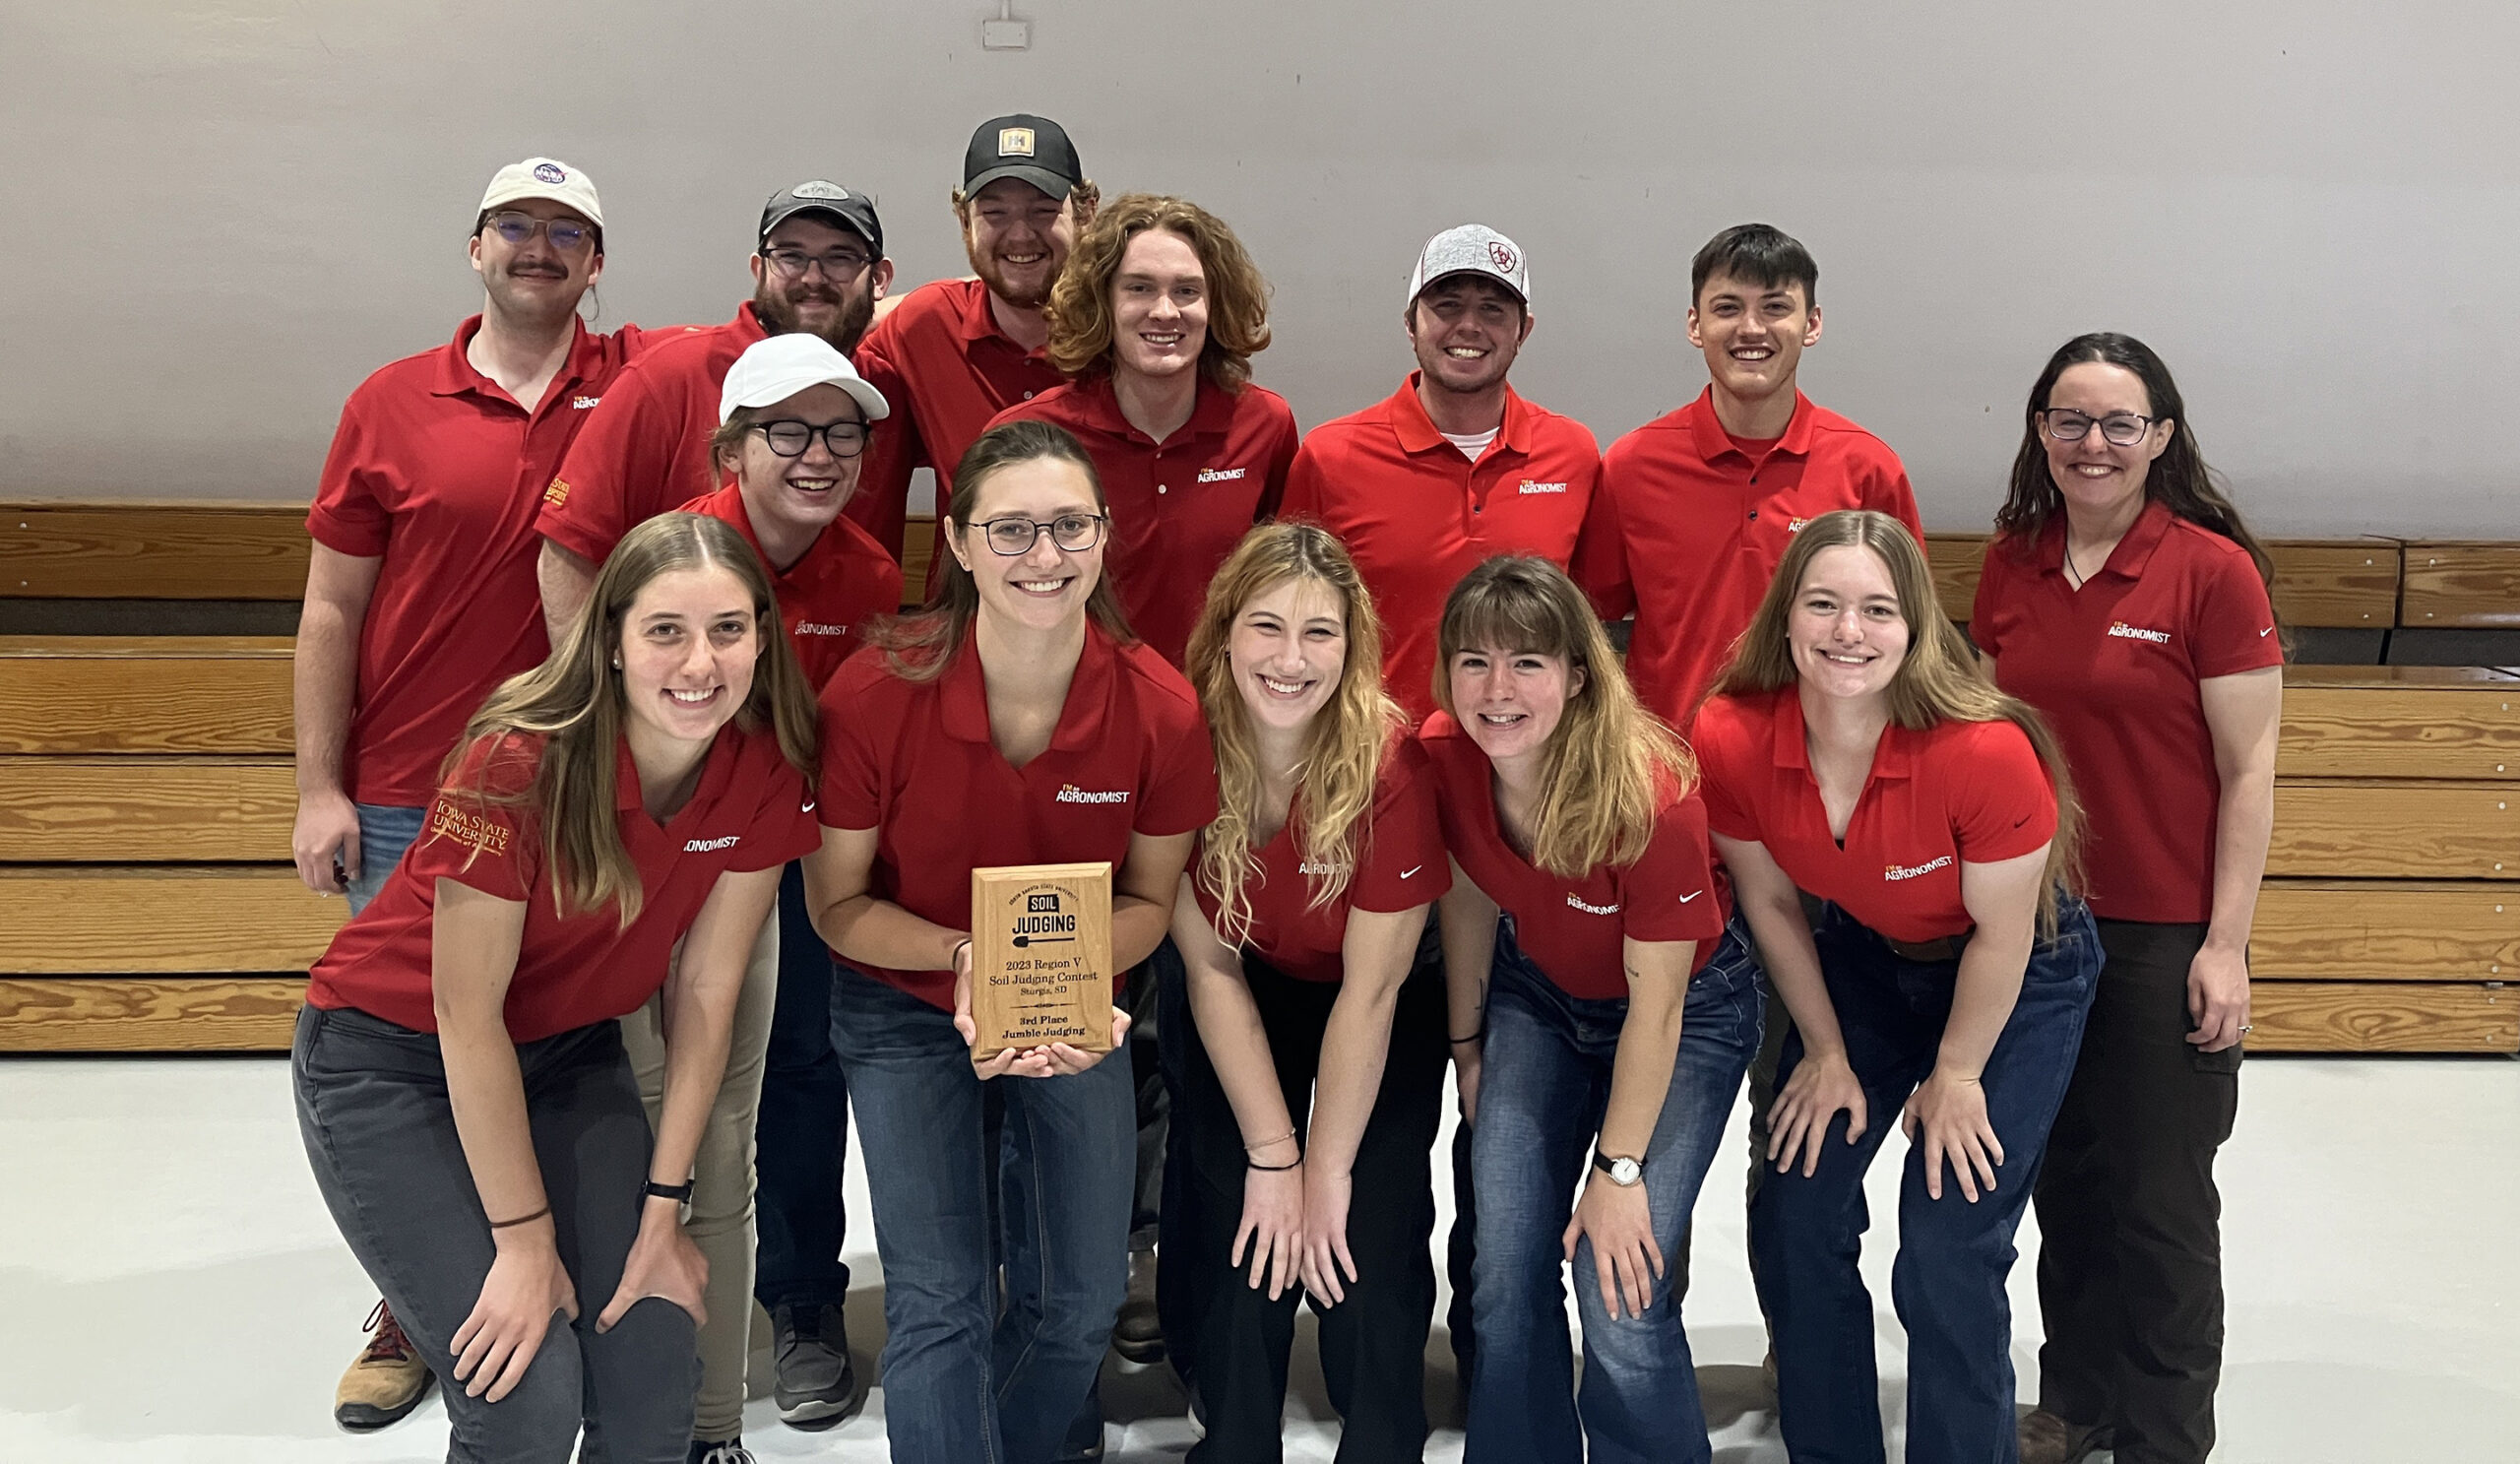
[2108,621,2174,645]
[2259,625,2275,637]
[683,835,742,853]
[1565,893,1619,915]
[1197,467,1247,483]
[1518,479,1569,494]
[1676,890,1703,903]
[1400,865,1424,879]
[1787,516,1813,533]
[1055,784,1131,805]
[1883,855,1954,882]
[572,395,601,410]
[543,477,570,507]
[427,799,513,859]
[1298,859,1352,876]
[791,621,850,636]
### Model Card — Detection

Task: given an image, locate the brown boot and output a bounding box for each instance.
[335,1299,431,1431]
[1110,1248,1164,1364]
[2017,1408,2108,1464]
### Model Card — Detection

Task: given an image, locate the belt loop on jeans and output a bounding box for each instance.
[1884,927,1974,963]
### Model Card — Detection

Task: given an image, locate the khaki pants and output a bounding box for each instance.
[621,913,780,1442]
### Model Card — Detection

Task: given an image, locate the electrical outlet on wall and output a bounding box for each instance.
[981,17,1031,49]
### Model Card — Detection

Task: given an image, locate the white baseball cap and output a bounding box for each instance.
[1406,223,1530,306]
[479,157,604,228]
[719,333,891,423]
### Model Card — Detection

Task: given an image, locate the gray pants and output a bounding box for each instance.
[292,1003,699,1463]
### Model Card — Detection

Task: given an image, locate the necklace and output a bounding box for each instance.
[2061,540,2087,589]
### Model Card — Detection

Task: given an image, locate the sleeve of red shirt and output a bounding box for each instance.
[404,733,543,901]
[1690,697,1762,842]
[1863,449,1925,548]
[1569,460,1636,621]
[732,753,823,871]
[814,654,892,831]
[1616,791,1726,946]
[1949,720,2058,863]
[1136,700,1221,838]
[1278,439,1326,525]
[1347,740,1452,913]
[2190,543,2284,678]
[539,360,670,565]
[1967,541,2011,657]
[306,391,392,558]
[1252,394,1299,522]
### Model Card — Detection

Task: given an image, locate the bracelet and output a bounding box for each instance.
[1247,1155,1301,1173]
[1449,1028,1484,1045]
[1243,1126,1297,1155]
[950,937,972,969]
[487,1204,549,1231]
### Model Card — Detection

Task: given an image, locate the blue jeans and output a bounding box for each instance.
[345,801,426,915]
[829,962,1134,1464]
[754,860,852,1311]
[1465,915,1765,1464]
[1751,899,2103,1464]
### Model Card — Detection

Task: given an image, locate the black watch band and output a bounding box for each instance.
[643,1178,695,1204]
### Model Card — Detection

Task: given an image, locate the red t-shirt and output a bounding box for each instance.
[1971,499,2281,923]
[679,482,904,692]
[1575,389,1922,725]
[816,623,1219,1010]
[1418,713,1727,999]
[988,373,1297,669]
[852,278,1069,541]
[1694,688,2056,943]
[1190,736,1452,984]
[307,315,642,804]
[306,723,819,1041]
[1281,376,1603,724]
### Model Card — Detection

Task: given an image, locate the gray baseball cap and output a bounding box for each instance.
[1407,223,1530,306]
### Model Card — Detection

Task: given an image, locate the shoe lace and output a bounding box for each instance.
[694,1443,755,1464]
[358,1300,415,1366]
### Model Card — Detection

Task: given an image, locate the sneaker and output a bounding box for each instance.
[2017,1408,2109,1464]
[770,1302,859,1429]
[1111,1248,1165,1364]
[688,1439,755,1464]
[334,1299,431,1432]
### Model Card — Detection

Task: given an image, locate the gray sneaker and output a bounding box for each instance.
[771,1302,859,1429]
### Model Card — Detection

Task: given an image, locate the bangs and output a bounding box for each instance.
[1441,574,1580,664]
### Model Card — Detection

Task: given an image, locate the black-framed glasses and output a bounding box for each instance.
[753,419,870,459]
[2041,408,2160,447]
[973,512,1107,556]
[485,211,595,251]
[761,247,873,283]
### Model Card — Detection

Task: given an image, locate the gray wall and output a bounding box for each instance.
[4,1,2514,534]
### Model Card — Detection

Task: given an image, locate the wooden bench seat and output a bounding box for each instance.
[0,636,293,753]
[2268,780,2516,879]
[0,757,299,861]
[1922,533,2402,629]
[2277,667,2519,780]
[2251,878,2516,981]
[1,500,311,600]
[0,865,345,974]
[2399,541,2520,629]
[2245,980,2515,1053]
[0,977,310,1051]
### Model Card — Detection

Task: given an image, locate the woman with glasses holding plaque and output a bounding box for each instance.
[1970,336,2282,1464]
[800,418,1217,1464]
[1160,523,1452,1460]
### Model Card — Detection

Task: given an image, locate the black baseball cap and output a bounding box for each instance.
[758,181,883,254]
[962,114,1083,200]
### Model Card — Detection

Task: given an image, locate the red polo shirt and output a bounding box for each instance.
[816,622,1219,1010]
[852,278,1070,544]
[1971,500,2280,923]
[1281,376,1602,723]
[307,723,818,1042]
[989,373,1297,668]
[1694,688,2056,943]
[680,482,904,692]
[1191,737,1451,984]
[308,315,641,805]
[1418,713,1726,998]
[1575,389,1922,724]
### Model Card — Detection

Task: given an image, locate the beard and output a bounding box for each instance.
[755,278,877,355]
[965,235,1054,312]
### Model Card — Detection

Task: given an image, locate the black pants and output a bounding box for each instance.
[2034,920,2240,1464]
[1159,949,1450,1463]
[754,860,851,1311]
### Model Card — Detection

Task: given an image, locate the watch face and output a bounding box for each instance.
[1610,1157,1643,1186]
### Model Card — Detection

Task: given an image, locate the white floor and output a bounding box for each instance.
[2,1054,2514,1462]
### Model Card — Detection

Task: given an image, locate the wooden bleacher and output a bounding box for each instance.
[3,503,2513,1053]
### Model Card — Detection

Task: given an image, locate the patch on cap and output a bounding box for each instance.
[1488,240,1519,272]
[790,180,850,201]
[533,161,567,185]
[998,127,1037,158]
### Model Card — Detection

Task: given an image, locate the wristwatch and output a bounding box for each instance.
[1593,1151,1644,1187]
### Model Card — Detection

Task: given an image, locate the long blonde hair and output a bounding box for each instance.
[1710,509,2085,933]
[1434,555,1694,877]
[1184,525,1405,945]
[444,513,818,926]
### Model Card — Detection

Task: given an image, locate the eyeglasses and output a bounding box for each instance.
[761,247,873,283]
[484,211,595,251]
[753,419,870,459]
[972,512,1107,556]
[2041,409,2160,447]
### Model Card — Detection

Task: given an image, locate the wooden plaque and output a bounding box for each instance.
[969,861,1115,1059]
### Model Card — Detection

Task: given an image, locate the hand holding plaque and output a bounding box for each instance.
[965,861,1117,1065]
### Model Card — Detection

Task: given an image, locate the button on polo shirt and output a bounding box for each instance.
[307,314,640,805]
[1282,376,1603,724]
[1972,499,2281,923]
[307,724,818,1041]
[989,372,1297,668]
[1418,713,1725,998]
[1694,687,2056,943]
[680,481,904,692]
[1575,389,1922,725]
[816,622,1219,1011]
[1190,737,1451,984]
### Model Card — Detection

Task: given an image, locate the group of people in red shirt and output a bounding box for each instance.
[289,113,2280,1464]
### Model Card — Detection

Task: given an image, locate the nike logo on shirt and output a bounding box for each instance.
[1400,865,1423,879]
[1676,891,1703,903]
[2260,626,2275,636]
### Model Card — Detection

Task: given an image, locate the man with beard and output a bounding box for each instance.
[536,181,894,637]
[850,114,1096,583]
